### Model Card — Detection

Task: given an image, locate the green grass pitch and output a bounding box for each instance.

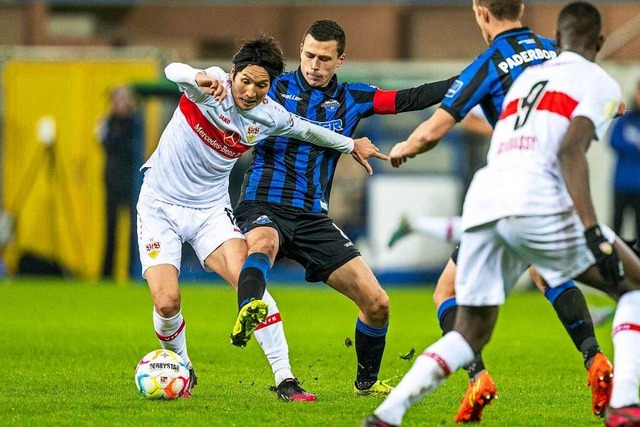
[3,278,615,426]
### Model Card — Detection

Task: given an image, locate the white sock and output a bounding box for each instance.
[153,308,191,366]
[609,290,640,408]
[374,331,474,425]
[412,216,462,243]
[254,289,293,385]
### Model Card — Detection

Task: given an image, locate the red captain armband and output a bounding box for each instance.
[373,89,398,114]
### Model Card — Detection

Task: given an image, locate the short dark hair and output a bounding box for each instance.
[232,35,286,83]
[476,0,523,21]
[302,20,346,56]
[557,2,601,50]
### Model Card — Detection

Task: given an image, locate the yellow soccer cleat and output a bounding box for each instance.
[354,379,394,397]
[230,299,268,348]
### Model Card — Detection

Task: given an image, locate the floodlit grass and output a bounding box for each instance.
[3,278,614,426]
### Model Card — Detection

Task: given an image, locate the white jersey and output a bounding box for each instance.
[142,63,355,208]
[462,51,622,230]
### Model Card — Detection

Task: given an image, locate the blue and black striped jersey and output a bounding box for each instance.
[240,68,454,213]
[441,27,557,127]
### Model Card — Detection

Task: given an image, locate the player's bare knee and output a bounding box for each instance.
[154,294,181,318]
[363,292,390,324]
[248,236,278,259]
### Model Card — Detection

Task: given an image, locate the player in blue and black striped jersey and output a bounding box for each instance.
[381,0,612,423]
[231,20,456,399]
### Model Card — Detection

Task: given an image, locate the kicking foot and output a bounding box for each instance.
[230,299,268,348]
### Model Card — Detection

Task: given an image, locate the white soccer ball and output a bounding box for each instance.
[134,349,190,399]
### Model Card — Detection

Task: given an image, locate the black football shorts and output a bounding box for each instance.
[235,201,360,283]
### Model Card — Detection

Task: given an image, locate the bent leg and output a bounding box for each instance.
[205,237,301,392]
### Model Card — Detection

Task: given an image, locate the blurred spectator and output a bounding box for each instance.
[610,81,640,244]
[100,86,140,279]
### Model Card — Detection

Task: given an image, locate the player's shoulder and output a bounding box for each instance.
[339,80,378,94]
[273,69,297,83]
[203,66,228,80]
[243,96,285,130]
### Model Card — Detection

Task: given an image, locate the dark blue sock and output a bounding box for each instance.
[545,280,600,366]
[437,297,457,334]
[237,252,271,310]
[354,318,388,389]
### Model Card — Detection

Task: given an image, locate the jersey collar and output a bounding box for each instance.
[294,67,339,96]
[492,26,532,45]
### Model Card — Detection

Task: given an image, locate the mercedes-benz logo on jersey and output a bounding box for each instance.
[223,129,240,146]
[321,99,340,112]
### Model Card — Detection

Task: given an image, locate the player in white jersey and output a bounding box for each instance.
[364,3,640,426]
[137,35,387,400]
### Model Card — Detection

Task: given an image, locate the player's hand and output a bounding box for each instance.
[351,137,389,176]
[195,73,226,102]
[389,141,414,168]
[585,225,624,287]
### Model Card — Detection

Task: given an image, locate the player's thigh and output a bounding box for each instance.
[501,213,594,287]
[456,222,528,306]
[192,205,245,284]
[234,201,292,262]
[136,192,185,278]
[203,238,247,289]
[290,215,361,284]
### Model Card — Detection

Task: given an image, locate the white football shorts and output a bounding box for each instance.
[455,211,615,306]
[136,185,244,278]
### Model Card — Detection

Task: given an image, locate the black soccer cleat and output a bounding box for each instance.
[276,378,317,402]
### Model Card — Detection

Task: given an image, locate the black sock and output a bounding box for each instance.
[354,320,387,390]
[550,286,600,369]
[438,303,457,334]
[466,354,486,380]
[237,267,266,310]
[582,342,602,369]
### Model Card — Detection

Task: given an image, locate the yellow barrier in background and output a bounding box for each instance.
[2,59,160,279]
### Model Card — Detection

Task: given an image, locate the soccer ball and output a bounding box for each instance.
[134,349,190,399]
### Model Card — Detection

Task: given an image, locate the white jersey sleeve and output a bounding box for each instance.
[164,62,225,106]
[266,101,354,153]
[572,71,622,141]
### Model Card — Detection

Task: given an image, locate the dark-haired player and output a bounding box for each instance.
[365,3,640,426]
[230,19,456,400]
[386,0,613,421]
[136,35,385,399]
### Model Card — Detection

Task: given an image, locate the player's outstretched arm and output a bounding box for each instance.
[351,137,389,175]
[392,75,459,113]
[389,108,456,168]
[165,62,226,104]
[195,72,226,102]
